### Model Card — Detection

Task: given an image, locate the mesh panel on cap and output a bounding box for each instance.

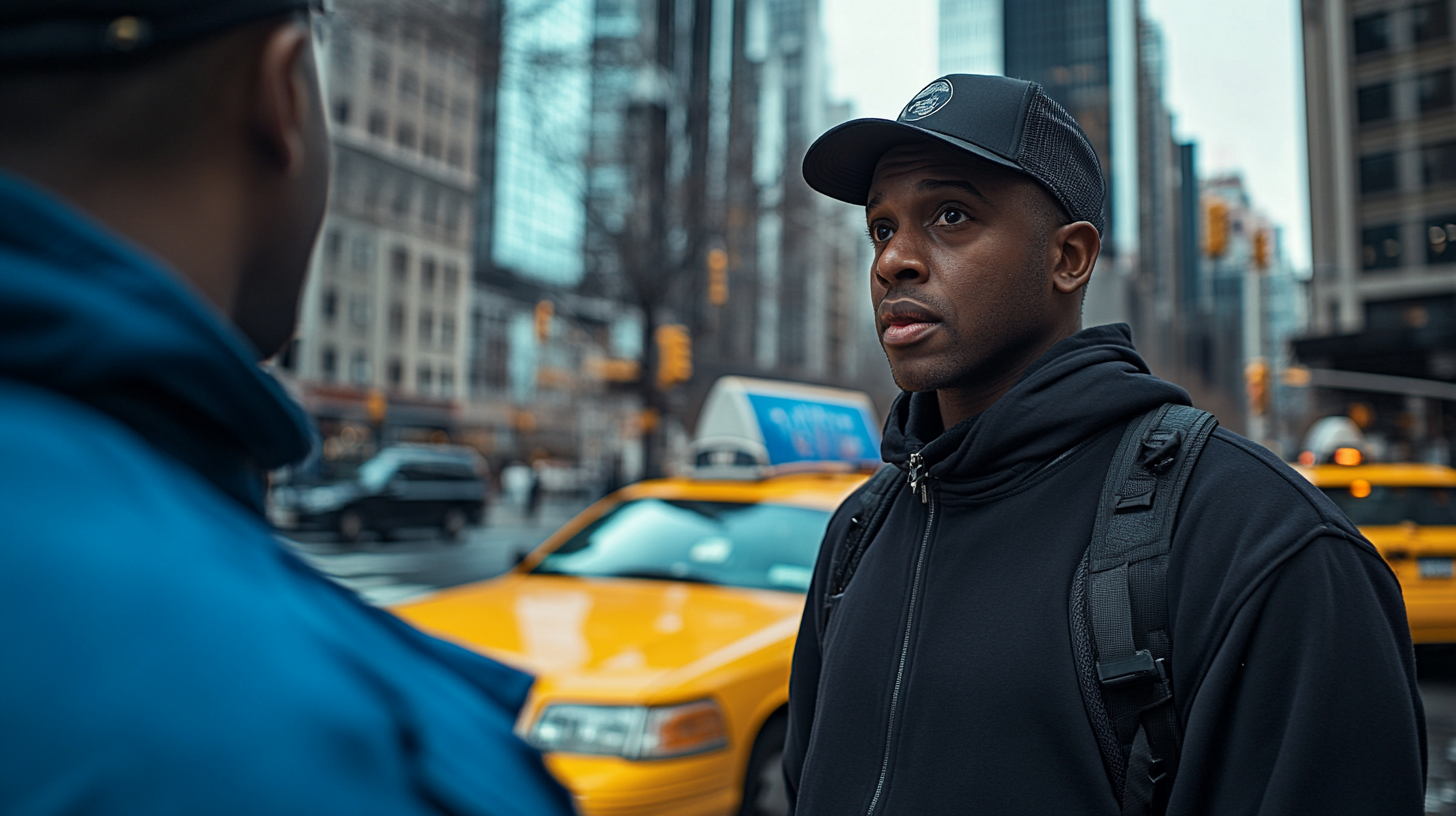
[1017,89,1105,234]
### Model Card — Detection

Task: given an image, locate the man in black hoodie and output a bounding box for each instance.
[784,74,1426,814]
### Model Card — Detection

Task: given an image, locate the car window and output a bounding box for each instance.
[1322,485,1456,526]
[357,455,398,489]
[531,499,831,592]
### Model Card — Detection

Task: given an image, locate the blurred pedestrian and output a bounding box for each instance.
[784,74,1425,815]
[0,3,574,814]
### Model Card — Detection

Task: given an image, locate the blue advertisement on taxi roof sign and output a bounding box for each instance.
[745,392,880,466]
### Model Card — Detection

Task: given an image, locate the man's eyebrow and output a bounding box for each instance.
[918,178,993,206]
[866,191,884,210]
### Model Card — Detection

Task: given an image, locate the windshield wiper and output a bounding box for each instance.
[606,568,721,585]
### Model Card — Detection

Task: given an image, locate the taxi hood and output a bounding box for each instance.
[394,573,804,702]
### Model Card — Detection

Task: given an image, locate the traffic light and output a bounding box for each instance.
[534,299,553,341]
[1252,229,1270,270]
[1244,358,1270,416]
[655,324,692,389]
[1205,199,1228,258]
[707,247,728,306]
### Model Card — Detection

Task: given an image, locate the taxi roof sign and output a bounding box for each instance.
[691,376,881,476]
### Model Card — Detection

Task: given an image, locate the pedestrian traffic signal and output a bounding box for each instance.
[1205,199,1228,258]
[707,247,728,306]
[656,324,692,389]
[534,299,553,341]
[1245,358,1270,416]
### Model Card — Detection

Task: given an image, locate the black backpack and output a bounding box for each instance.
[820,404,1218,816]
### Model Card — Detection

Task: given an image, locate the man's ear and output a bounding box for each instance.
[1050,221,1100,295]
[251,20,315,177]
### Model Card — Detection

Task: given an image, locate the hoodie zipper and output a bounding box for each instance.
[866,454,935,815]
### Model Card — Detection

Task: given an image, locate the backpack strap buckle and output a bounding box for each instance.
[1097,650,1158,686]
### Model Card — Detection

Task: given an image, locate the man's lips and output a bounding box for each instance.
[879,301,941,347]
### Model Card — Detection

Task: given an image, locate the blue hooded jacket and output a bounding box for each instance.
[0,172,577,816]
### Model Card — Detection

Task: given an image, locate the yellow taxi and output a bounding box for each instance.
[1295,456,1456,643]
[394,377,881,816]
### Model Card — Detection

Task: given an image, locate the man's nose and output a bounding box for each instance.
[874,230,930,286]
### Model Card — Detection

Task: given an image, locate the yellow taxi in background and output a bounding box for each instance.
[395,377,881,816]
[1295,458,1456,643]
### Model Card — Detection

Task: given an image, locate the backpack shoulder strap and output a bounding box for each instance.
[1070,403,1218,816]
[820,464,902,634]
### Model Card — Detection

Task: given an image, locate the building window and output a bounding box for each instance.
[388,358,403,388]
[390,246,409,283]
[1426,140,1456,185]
[422,186,440,226]
[399,69,420,99]
[349,295,371,328]
[1427,214,1456,264]
[392,179,413,218]
[426,84,446,114]
[1362,224,1403,270]
[439,368,455,398]
[396,122,416,150]
[417,364,433,393]
[421,257,437,289]
[1420,68,1454,114]
[1354,12,1390,55]
[367,110,387,137]
[423,132,442,159]
[321,346,338,381]
[441,316,456,348]
[1415,0,1451,43]
[1358,82,1393,123]
[1361,151,1398,193]
[371,55,390,86]
[419,311,434,346]
[451,96,469,125]
[349,350,370,384]
[444,263,459,292]
[444,195,461,238]
[332,97,351,125]
[324,229,343,267]
[321,288,337,322]
[446,143,464,168]
[350,235,376,272]
[389,302,405,336]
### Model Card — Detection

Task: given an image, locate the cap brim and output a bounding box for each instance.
[802,118,1024,206]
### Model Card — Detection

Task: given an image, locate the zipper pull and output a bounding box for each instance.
[907,452,928,504]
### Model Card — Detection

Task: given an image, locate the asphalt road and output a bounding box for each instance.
[285,507,1456,808]
[280,496,594,606]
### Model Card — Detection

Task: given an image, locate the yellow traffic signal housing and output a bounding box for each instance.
[1205,199,1228,258]
[534,299,554,341]
[707,248,729,306]
[655,324,692,390]
[1245,358,1270,416]
[1252,229,1270,270]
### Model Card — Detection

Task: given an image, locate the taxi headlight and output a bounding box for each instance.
[528,699,728,759]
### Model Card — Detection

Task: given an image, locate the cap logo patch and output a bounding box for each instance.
[900,79,953,122]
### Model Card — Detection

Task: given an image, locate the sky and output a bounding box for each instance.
[820,0,1312,271]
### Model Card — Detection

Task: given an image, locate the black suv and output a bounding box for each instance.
[270,445,487,543]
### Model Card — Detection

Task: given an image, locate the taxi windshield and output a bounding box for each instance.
[1322,485,1456,526]
[531,498,831,592]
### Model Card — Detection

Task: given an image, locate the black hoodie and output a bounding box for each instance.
[784,325,1425,815]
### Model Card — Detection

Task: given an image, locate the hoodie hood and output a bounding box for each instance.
[881,324,1189,491]
[0,172,315,513]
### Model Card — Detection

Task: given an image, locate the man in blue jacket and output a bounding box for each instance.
[0,2,575,814]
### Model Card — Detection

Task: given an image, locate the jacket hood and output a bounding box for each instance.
[0,172,315,512]
[881,324,1189,490]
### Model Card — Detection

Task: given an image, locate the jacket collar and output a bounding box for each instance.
[0,171,315,513]
[880,324,1190,489]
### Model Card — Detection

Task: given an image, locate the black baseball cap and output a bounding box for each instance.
[803,74,1106,235]
[0,0,321,68]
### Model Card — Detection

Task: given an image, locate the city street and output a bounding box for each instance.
[281,497,595,606]
[288,507,1456,812]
